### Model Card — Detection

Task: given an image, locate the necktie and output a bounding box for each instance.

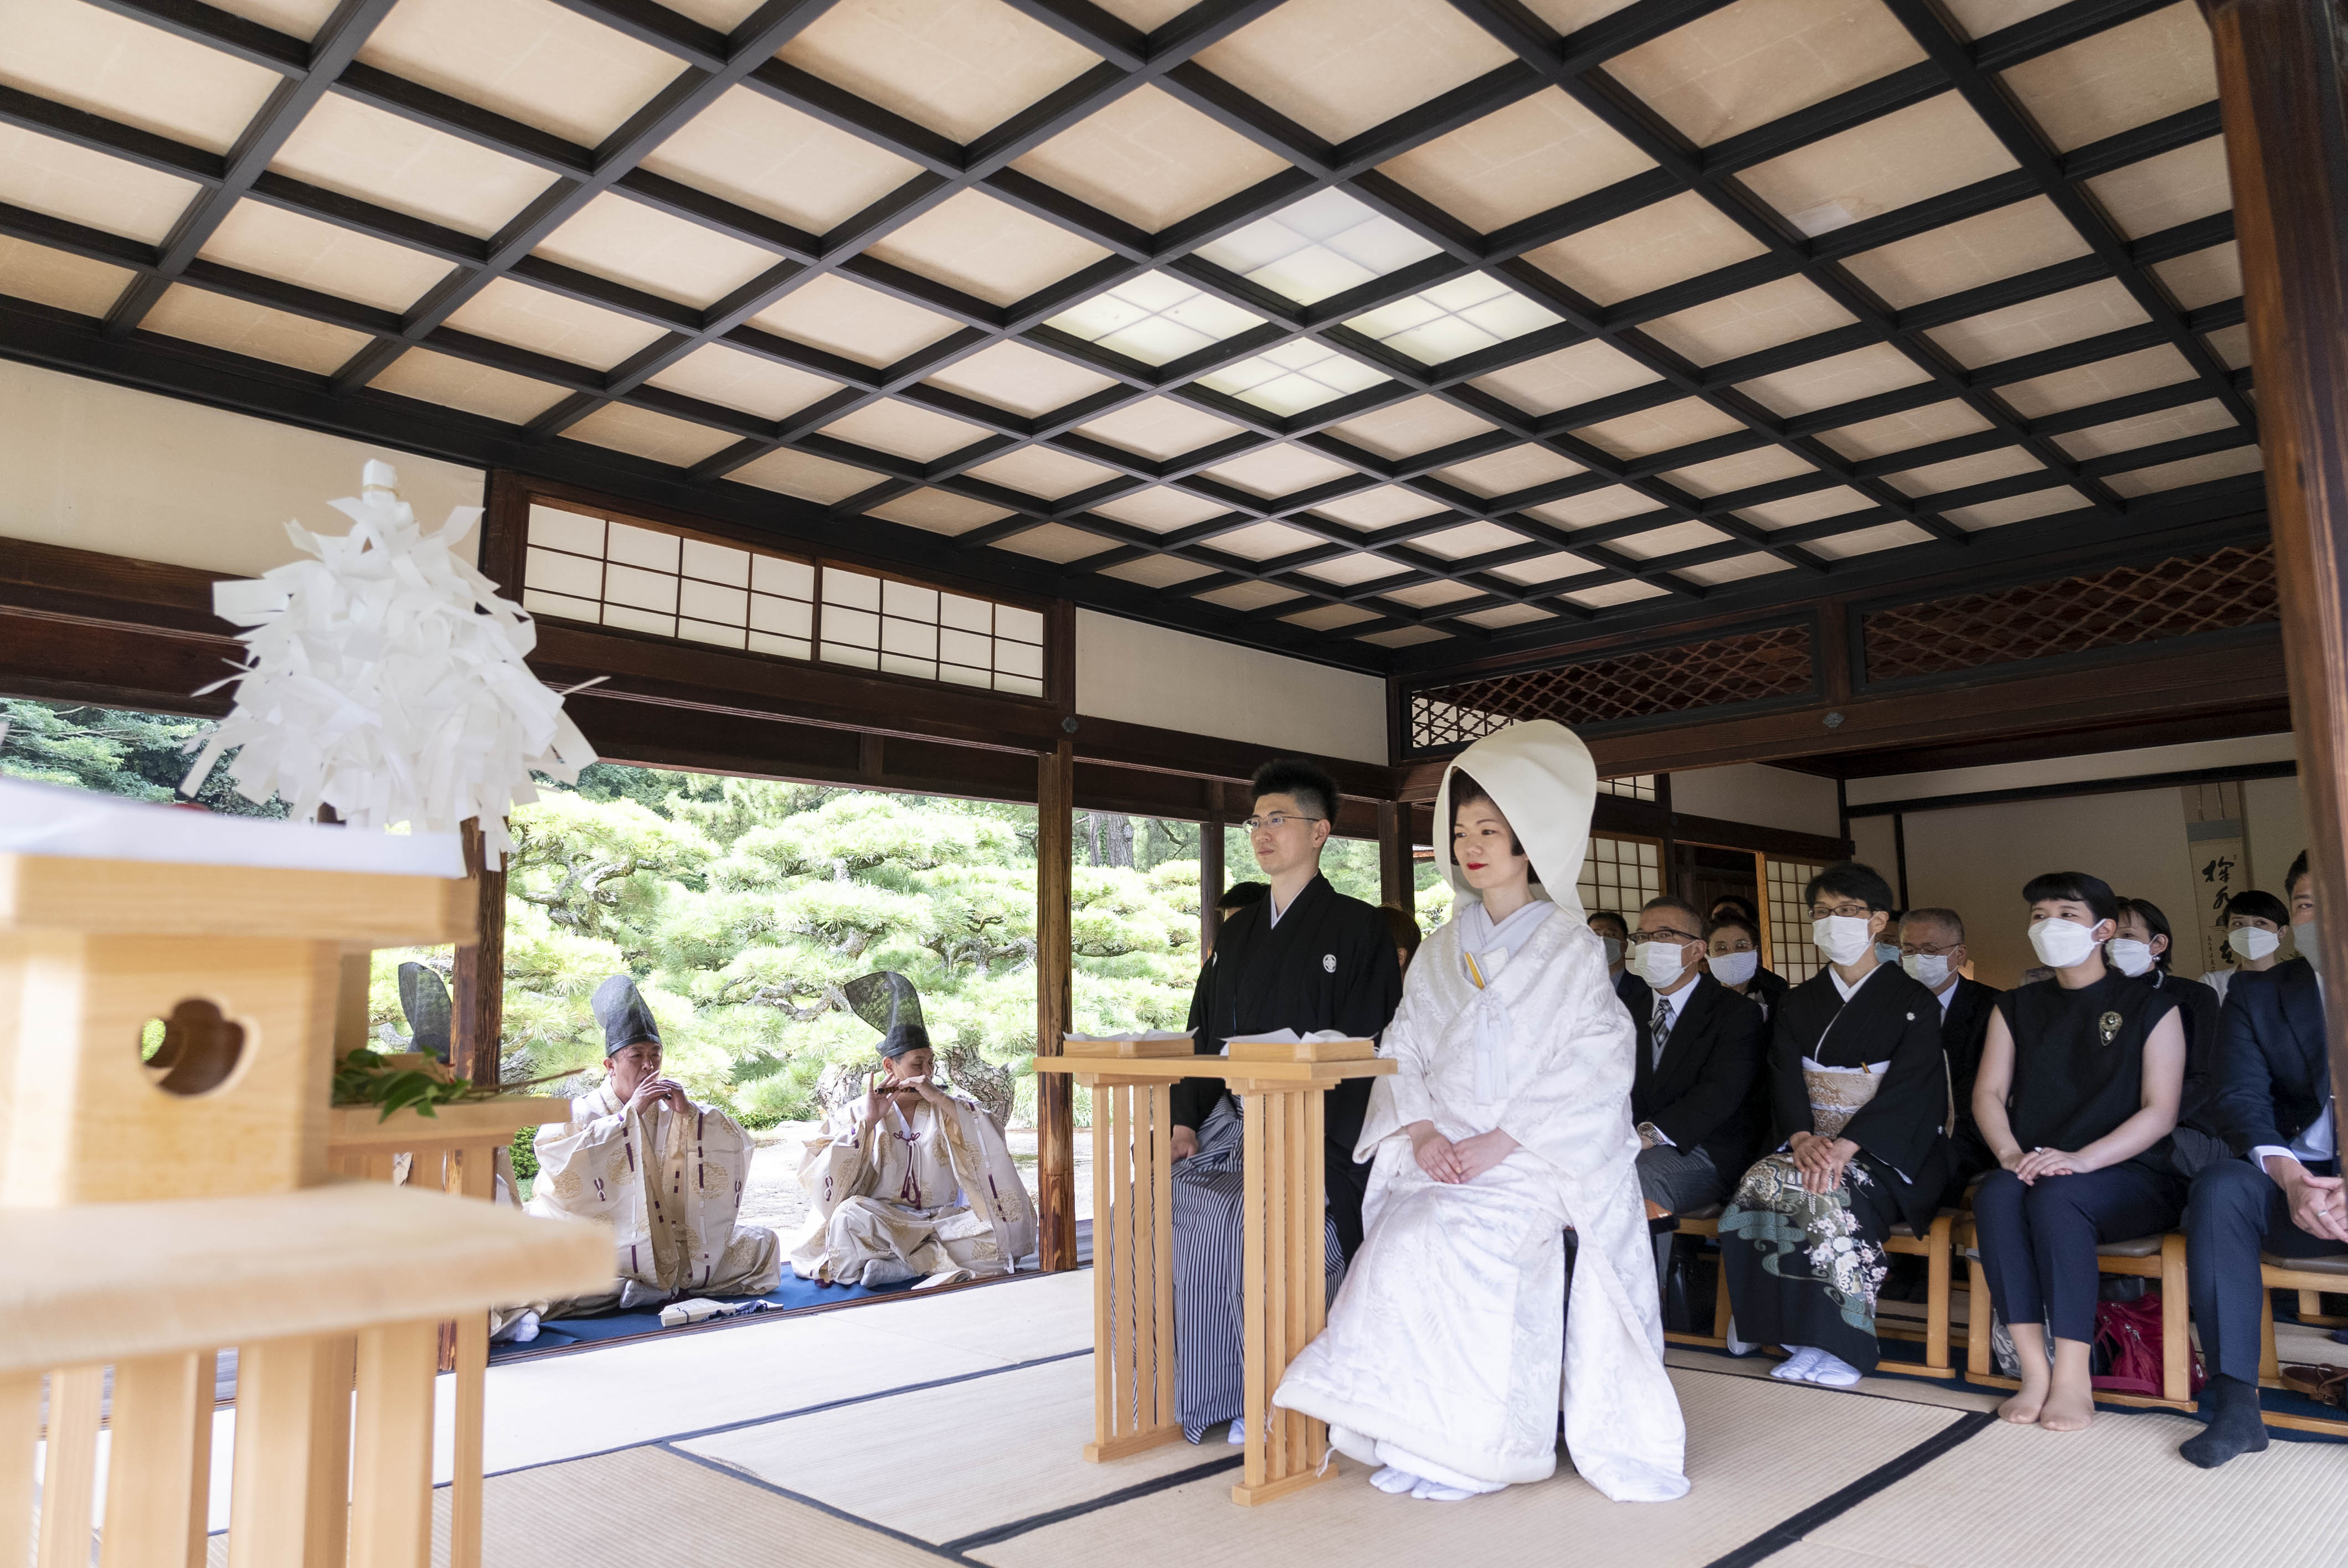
[1651,997,1672,1068]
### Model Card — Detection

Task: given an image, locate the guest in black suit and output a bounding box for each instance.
[1624,895,1769,1219]
[2110,895,2227,1175]
[1720,862,1953,1388]
[2181,852,2343,1468]
[1711,894,1790,1015]
[1897,907,2000,1182]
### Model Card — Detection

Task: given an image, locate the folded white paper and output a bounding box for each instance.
[179,462,596,865]
[1220,1028,1353,1055]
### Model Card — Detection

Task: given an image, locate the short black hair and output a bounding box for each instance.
[2022,870,2118,924]
[1588,909,1628,939]
[1901,906,1965,943]
[1639,895,1708,937]
[1803,861,1896,914]
[1250,757,1337,824]
[2115,896,2175,969]
[2287,850,2313,899]
[2223,888,2289,927]
[1708,894,1759,922]
[1709,912,1760,946]
[1218,881,1268,913]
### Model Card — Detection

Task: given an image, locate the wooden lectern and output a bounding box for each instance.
[1035,1036,1393,1507]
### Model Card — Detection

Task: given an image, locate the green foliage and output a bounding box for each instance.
[331,1048,473,1121]
[0,698,287,816]
[508,1123,539,1183]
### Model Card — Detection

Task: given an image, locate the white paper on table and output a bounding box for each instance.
[0,776,464,876]
[1219,1028,1352,1056]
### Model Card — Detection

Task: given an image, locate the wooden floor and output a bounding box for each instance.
[176,1271,2348,1567]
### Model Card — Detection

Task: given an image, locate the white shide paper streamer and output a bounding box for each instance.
[181,461,596,863]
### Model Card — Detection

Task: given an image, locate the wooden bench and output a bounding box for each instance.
[2256,1247,2348,1435]
[1959,1227,2193,1408]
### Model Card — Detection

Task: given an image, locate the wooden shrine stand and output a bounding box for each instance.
[1034,1039,1392,1507]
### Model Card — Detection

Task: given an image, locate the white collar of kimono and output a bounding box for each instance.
[1433,719,1598,923]
[1455,897,1560,1103]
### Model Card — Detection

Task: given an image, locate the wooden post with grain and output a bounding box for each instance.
[0,839,610,1568]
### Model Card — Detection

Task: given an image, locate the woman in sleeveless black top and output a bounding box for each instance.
[1970,873,2187,1435]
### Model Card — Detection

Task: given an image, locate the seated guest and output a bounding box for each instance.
[792,972,1035,1288]
[1720,862,1952,1388]
[1272,721,1687,1504]
[2110,896,2227,1175]
[1380,901,1424,977]
[528,976,782,1314]
[1170,757,1403,1443]
[2181,852,2341,1467]
[1704,911,1773,1019]
[1709,895,1789,1014]
[1590,909,1632,998]
[1897,907,1999,1182]
[2201,887,2290,1003]
[1969,872,2186,1432]
[1627,896,1767,1221]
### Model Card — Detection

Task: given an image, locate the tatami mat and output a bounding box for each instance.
[1804,1397,2348,1567]
[679,1354,1227,1545]
[965,1368,1971,1568]
[1666,1348,2005,1416]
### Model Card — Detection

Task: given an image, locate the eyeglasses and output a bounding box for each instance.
[1901,941,1961,956]
[1629,927,1701,945]
[1810,902,1873,920]
[1243,813,1324,833]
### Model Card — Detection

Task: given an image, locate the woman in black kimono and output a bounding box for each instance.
[1971,872,2187,1431]
[1720,862,1953,1388]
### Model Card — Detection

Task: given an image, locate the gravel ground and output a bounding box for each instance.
[737,1125,1092,1239]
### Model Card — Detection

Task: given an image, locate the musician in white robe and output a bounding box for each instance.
[791,972,1037,1287]
[1274,720,1690,1504]
[526,975,781,1315]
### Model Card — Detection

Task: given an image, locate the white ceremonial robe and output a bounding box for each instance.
[790,1088,1037,1284]
[527,1085,782,1314]
[1273,907,1690,1502]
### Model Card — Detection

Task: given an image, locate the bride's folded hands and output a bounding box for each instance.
[1408,1120,1464,1182]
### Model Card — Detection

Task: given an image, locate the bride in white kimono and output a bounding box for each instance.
[1273,719,1689,1503]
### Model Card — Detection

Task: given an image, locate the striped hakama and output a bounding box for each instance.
[1171,1095,1343,1441]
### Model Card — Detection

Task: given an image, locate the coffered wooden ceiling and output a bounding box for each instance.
[0,0,2259,673]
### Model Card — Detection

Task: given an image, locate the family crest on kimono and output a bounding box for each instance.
[1719,862,1954,1389]
[791,972,1036,1288]
[1170,756,1403,1445]
[526,974,782,1316]
[1969,871,2189,1433]
[1272,720,1690,1505]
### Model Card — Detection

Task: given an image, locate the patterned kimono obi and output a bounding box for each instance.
[1721,1059,1903,1372]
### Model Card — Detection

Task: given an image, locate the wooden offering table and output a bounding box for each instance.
[1035,1038,1393,1507]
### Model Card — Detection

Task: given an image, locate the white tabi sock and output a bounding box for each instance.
[1227,1417,1248,1446]
[859,1258,916,1287]
[1726,1314,1758,1356]
[1772,1347,1824,1381]
[1801,1350,1863,1387]
[1410,1478,1477,1502]
[1369,1466,1419,1494]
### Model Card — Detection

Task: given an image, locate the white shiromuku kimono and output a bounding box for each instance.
[527,1084,782,1314]
[790,1087,1037,1285]
[1272,718,1689,1503]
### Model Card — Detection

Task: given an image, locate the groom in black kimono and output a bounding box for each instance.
[1169,756,1403,1441]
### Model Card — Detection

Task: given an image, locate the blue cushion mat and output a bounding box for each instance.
[491,1271,918,1361]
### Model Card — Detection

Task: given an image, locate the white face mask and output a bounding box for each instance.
[2295,914,2320,974]
[1901,952,1951,989]
[1600,936,1624,965]
[1709,949,1759,987]
[2228,926,2280,962]
[2107,938,2157,978]
[1813,915,1875,966]
[1633,940,1687,989]
[2028,917,2102,970]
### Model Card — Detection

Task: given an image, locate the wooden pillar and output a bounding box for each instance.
[1377,800,1412,915]
[451,818,506,1085]
[2207,0,2348,1085]
[1199,806,1225,957]
[1037,737,1078,1272]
